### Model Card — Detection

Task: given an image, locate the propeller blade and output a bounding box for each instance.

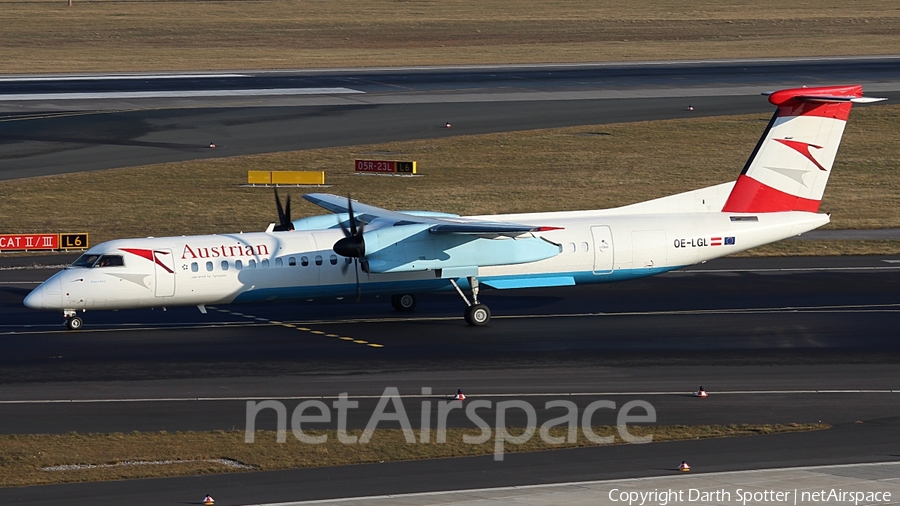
[347,196,357,236]
[284,194,291,225]
[272,188,294,232]
[337,216,349,237]
[354,258,361,302]
[275,188,285,222]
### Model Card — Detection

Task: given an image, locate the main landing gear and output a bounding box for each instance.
[63,310,83,330]
[450,276,491,326]
[391,294,417,312]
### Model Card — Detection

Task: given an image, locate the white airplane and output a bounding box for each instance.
[24,85,885,330]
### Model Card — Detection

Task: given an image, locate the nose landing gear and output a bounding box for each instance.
[63,310,83,330]
[450,277,491,326]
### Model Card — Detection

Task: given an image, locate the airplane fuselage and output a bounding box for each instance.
[24,208,828,312]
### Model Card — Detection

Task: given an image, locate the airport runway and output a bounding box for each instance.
[2,57,900,180]
[2,59,900,504]
[1,253,900,505]
[2,254,899,430]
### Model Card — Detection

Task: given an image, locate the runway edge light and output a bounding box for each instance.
[695,386,708,398]
[454,389,466,401]
[203,494,215,505]
[679,461,691,472]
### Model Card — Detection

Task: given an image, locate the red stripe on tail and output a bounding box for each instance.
[722,175,821,213]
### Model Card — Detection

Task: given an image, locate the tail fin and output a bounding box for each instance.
[721,85,885,213]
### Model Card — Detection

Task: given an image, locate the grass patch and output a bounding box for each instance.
[1,105,898,256]
[0,423,827,487]
[0,0,898,73]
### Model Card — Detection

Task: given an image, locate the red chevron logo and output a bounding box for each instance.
[774,139,827,171]
[120,248,175,273]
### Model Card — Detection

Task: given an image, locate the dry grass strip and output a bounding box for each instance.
[1,105,898,258]
[0,0,898,73]
[0,423,827,487]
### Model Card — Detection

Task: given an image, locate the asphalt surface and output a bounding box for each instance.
[2,57,900,180]
[2,255,899,431]
[1,415,898,506]
[2,60,900,504]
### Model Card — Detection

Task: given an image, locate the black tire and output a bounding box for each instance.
[464,304,491,326]
[391,294,417,312]
[66,317,83,330]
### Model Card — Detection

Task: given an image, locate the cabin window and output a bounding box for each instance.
[235,260,243,270]
[191,262,199,272]
[567,242,576,253]
[206,261,213,272]
[301,256,309,267]
[261,258,270,269]
[288,257,296,267]
[249,259,256,269]
[221,260,229,271]
[580,242,590,252]
[275,258,283,268]
[315,255,323,266]
[329,254,338,265]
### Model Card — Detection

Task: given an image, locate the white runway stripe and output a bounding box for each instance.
[2,389,897,404]
[0,87,364,101]
[1,302,899,335]
[0,73,249,82]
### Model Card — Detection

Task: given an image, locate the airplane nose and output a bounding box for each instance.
[24,276,62,309]
[23,286,44,309]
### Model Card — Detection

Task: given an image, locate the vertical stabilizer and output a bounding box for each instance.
[722,85,884,213]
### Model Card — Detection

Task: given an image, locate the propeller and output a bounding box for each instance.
[333,196,369,301]
[272,188,294,232]
[333,196,366,262]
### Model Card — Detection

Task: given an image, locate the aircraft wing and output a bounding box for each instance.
[302,193,560,236]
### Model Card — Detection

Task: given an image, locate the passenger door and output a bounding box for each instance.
[154,249,176,297]
[591,226,614,275]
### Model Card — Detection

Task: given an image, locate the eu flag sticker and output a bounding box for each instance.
[724,237,736,245]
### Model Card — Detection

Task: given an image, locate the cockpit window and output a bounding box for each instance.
[71,254,101,268]
[95,255,124,267]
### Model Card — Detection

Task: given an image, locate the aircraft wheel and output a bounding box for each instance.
[65,316,83,330]
[464,304,491,326]
[391,294,417,312]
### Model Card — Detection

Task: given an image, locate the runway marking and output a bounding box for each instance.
[238,460,900,506]
[2,390,897,404]
[3,302,899,335]
[0,110,124,123]
[265,302,900,326]
[207,307,384,348]
[0,73,250,82]
[0,87,365,101]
